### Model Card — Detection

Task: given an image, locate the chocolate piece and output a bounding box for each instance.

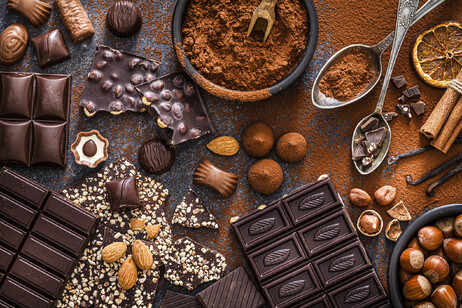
[232,177,390,308]
[105,177,141,211]
[136,72,214,146]
[0,191,38,228]
[172,189,219,229]
[197,267,265,308]
[396,104,412,118]
[7,0,52,27]
[360,117,379,133]
[80,46,160,116]
[352,144,367,161]
[0,246,15,271]
[411,100,426,115]
[365,127,387,147]
[164,237,227,290]
[383,111,398,122]
[139,138,175,174]
[54,0,94,43]
[160,290,202,308]
[403,85,420,99]
[0,299,12,308]
[391,75,407,88]
[0,72,71,168]
[0,218,27,250]
[71,130,109,168]
[0,277,53,308]
[193,159,238,198]
[362,156,373,167]
[0,23,28,65]
[106,1,143,37]
[0,168,48,207]
[31,29,70,68]
[362,140,377,155]
[398,95,408,104]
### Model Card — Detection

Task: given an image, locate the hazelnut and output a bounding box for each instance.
[443,238,462,263]
[374,185,397,206]
[431,285,457,308]
[409,237,429,258]
[401,248,425,273]
[357,210,382,236]
[400,268,413,284]
[418,226,444,251]
[413,303,436,308]
[452,271,462,300]
[423,255,449,283]
[349,188,371,207]
[385,219,402,241]
[454,214,462,238]
[388,201,411,221]
[435,217,455,238]
[403,275,432,301]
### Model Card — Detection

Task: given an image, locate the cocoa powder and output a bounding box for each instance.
[181,0,309,91]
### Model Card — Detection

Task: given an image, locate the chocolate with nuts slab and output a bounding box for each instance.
[232,177,390,308]
[0,167,99,307]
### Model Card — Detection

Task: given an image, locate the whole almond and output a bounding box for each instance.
[102,242,127,263]
[146,224,161,239]
[207,136,240,156]
[374,185,397,206]
[132,240,153,270]
[118,257,137,290]
[349,188,371,206]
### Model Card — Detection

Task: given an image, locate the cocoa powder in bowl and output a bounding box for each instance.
[182,0,309,91]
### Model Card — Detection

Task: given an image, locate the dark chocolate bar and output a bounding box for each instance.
[0,167,99,307]
[160,290,202,308]
[0,72,71,168]
[232,177,389,308]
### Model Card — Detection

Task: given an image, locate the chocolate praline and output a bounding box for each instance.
[139,138,175,174]
[106,1,143,37]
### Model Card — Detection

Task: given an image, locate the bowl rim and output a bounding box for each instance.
[388,203,462,308]
[171,0,319,102]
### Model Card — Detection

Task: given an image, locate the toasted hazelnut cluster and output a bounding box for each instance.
[400,215,462,308]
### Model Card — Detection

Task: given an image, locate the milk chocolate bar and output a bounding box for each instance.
[232,177,390,308]
[0,167,99,307]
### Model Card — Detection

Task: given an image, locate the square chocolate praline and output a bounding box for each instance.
[0,120,31,165]
[31,122,67,168]
[34,75,70,121]
[31,30,70,68]
[0,73,34,119]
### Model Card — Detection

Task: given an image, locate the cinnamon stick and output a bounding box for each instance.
[421,69,462,138]
[431,97,462,153]
[441,117,462,153]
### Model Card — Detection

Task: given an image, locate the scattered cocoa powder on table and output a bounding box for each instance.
[182,0,309,91]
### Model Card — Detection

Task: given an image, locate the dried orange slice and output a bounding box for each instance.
[411,21,462,88]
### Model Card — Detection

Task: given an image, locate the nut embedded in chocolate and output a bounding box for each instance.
[106,1,143,38]
[138,138,175,175]
[193,160,238,198]
[105,177,141,211]
[396,104,412,118]
[71,130,109,168]
[383,111,398,122]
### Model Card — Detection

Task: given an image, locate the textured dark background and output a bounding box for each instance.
[1,0,462,307]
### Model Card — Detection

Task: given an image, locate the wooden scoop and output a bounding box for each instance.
[247,0,277,42]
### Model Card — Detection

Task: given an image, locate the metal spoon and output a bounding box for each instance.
[312,0,446,109]
[352,0,419,175]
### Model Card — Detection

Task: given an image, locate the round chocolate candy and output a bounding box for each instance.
[83,140,97,157]
[106,1,143,38]
[139,138,175,175]
[0,23,29,65]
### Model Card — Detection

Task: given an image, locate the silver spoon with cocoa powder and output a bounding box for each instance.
[312,0,445,109]
[352,0,418,175]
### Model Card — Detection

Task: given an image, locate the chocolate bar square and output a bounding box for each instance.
[31,122,67,167]
[31,29,70,68]
[299,295,331,308]
[34,75,70,121]
[0,73,34,118]
[0,120,31,165]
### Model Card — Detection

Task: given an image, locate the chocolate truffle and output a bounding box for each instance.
[242,122,274,158]
[276,132,307,163]
[139,138,175,175]
[248,159,283,195]
[31,29,70,68]
[106,1,143,37]
[105,177,140,211]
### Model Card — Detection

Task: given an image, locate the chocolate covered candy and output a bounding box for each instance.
[193,160,238,198]
[136,72,214,146]
[105,177,141,211]
[54,0,94,43]
[0,23,28,65]
[106,1,143,37]
[80,46,160,116]
[31,29,70,68]
[7,0,52,27]
[139,138,175,174]
[71,130,109,168]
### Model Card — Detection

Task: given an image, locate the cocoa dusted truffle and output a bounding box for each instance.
[248,159,283,194]
[276,132,307,163]
[242,122,274,158]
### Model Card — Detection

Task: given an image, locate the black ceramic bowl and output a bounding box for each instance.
[171,0,319,102]
[388,204,462,308]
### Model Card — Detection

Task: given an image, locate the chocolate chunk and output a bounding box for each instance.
[383,111,398,122]
[0,72,71,168]
[136,72,214,146]
[164,237,227,290]
[54,0,94,43]
[80,46,160,116]
[396,104,412,118]
[160,290,202,308]
[105,177,141,211]
[411,100,426,115]
[31,30,70,68]
[360,117,379,133]
[83,140,97,157]
[138,138,175,175]
[362,140,378,155]
[391,75,407,88]
[362,156,373,167]
[352,144,367,161]
[0,23,28,65]
[398,95,408,104]
[106,1,143,37]
[193,160,238,198]
[197,267,265,308]
[7,0,52,27]
[71,130,109,168]
[365,127,387,147]
[172,189,219,229]
[403,85,420,99]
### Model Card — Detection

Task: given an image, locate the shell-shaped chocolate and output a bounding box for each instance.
[0,23,28,65]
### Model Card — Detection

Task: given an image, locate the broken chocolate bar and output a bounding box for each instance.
[383,112,398,122]
[360,117,379,133]
[411,100,426,116]
[398,95,408,104]
[403,85,420,99]
[160,290,202,308]
[352,144,367,161]
[172,189,219,229]
[391,75,407,88]
[396,104,412,118]
[365,127,387,147]
[362,140,378,155]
